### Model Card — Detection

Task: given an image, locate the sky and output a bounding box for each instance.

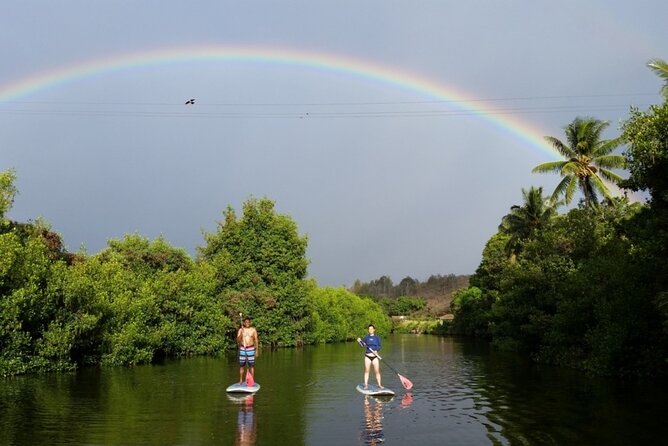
[1,1,667,287]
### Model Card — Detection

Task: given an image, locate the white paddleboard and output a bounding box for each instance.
[226,382,261,393]
[356,384,395,396]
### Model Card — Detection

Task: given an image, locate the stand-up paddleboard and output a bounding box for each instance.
[226,382,261,393]
[356,384,395,396]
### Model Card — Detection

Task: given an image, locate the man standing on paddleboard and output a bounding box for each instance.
[357,324,383,389]
[237,317,259,384]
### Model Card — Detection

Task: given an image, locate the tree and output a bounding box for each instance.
[621,97,668,349]
[371,275,394,297]
[0,169,18,223]
[532,117,626,207]
[199,197,310,346]
[99,233,192,275]
[398,276,417,296]
[450,286,492,337]
[469,232,511,293]
[498,186,557,258]
[622,103,668,207]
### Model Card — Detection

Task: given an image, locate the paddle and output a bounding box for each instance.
[358,339,413,390]
[246,370,255,387]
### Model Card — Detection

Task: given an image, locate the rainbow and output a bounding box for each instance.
[0,44,558,159]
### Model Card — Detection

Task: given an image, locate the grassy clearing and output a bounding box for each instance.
[391,318,452,335]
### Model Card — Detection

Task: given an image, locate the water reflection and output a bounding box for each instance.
[228,394,257,446]
[400,392,413,408]
[2,337,667,445]
[360,395,392,445]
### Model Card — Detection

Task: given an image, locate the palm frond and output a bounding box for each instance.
[560,161,581,175]
[589,174,614,201]
[564,176,578,204]
[593,135,625,157]
[567,117,609,155]
[594,154,627,169]
[544,136,575,158]
[598,168,624,184]
[648,58,668,99]
[552,175,573,204]
[532,161,565,174]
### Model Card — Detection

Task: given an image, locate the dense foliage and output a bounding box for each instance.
[0,190,388,376]
[306,287,390,343]
[621,100,668,358]
[451,91,668,376]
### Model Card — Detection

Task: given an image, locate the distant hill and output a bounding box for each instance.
[349,274,470,316]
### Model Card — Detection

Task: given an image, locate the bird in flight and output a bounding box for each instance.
[185,98,195,105]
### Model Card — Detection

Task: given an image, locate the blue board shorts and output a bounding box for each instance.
[239,346,256,366]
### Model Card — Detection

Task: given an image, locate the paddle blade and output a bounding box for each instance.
[246,371,255,387]
[398,373,413,390]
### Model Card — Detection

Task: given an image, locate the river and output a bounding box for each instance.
[0,334,665,445]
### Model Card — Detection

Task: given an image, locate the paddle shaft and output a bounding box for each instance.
[238,313,245,347]
[359,340,401,375]
[358,339,413,390]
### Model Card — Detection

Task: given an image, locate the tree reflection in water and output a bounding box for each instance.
[234,394,257,446]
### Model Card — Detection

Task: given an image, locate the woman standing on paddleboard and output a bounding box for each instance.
[357,324,383,389]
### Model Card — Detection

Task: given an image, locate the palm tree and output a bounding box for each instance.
[499,186,557,258]
[532,117,626,207]
[647,58,668,100]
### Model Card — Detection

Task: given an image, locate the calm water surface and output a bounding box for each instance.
[1,335,665,445]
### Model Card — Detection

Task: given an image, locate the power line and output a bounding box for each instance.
[0,103,653,119]
[0,92,659,108]
[0,91,658,120]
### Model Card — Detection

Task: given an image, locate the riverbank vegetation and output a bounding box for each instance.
[0,187,388,376]
[451,60,668,376]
